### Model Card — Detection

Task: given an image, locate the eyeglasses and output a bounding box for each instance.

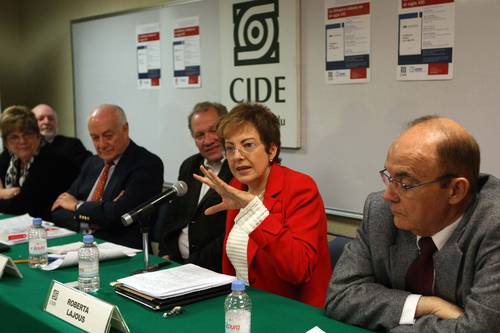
[6,131,38,144]
[379,168,456,192]
[224,141,261,159]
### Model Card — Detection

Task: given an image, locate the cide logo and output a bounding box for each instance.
[233,0,279,66]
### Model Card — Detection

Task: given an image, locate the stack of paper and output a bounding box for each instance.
[117,263,236,299]
[0,214,75,244]
[42,241,141,271]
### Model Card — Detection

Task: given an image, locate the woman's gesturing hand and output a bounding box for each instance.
[193,165,256,215]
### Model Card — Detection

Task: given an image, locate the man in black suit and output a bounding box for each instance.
[159,102,232,272]
[51,104,164,248]
[32,104,91,170]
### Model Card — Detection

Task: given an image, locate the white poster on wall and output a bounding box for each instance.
[325,0,371,84]
[136,23,161,89]
[219,0,301,148]
[173,17,201,88]
[397,0,455,80]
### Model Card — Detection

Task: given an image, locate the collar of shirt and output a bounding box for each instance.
[203,157,224,174]
[110,155,122,165]
[416,215,462,251]
[198,158,224,204]
[85,155,122,201]
[45,135,56,144]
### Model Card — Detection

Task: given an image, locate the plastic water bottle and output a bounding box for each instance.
[224,280,252,333]
[28,217,48,268]
[78,235,100,292]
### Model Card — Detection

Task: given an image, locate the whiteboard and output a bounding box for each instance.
[72,0,500,217]
[72,0,220,193]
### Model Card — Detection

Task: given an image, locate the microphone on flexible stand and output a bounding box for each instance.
[121,181,188,273]
[121,181,188,227]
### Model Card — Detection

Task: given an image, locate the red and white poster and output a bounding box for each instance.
[136,23,161,89]
[173,17,201,88]
[397,0,455,80]
[325,0,371,84]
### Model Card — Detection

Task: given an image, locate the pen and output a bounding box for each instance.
[13,257,58,264]
[13,259,29,264]
[145,261,171,272]
[156,261,171,268]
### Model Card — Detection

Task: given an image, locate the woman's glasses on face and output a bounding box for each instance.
[224,141,261,159]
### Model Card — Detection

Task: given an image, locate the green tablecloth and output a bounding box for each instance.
[0,233,371,332]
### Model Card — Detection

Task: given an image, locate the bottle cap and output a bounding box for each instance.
[32,217,43,226]
[83,234,94,244]
[231,279,245,292]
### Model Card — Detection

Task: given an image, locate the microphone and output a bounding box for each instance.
[121,181,188,227]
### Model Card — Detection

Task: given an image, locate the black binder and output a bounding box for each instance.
[114,282,231,311]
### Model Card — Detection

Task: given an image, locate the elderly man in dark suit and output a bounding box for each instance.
[159,102,232,272]
[51,104,163,249]
[32,104,91,170]
[326,116,500,332]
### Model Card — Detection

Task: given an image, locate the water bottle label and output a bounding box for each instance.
[29,239,47,255]
[79,261,99,278]
[225,309,251,333]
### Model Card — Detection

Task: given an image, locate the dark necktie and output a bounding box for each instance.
[405,237,437,296]
[90,162,113,201]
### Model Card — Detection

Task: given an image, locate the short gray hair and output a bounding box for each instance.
[187,102,227,134]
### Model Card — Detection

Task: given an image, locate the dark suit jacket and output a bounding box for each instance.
[0,146,78,220]
[51,140,163,249]
[325,174,500,332]
[223,164,331,308]
[159,154,232,272]
[44,135,92,172]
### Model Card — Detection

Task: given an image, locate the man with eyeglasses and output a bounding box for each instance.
[325,115,500,332]
[158,102,232,272]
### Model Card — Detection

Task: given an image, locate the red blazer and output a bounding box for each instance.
[223,164,332,308]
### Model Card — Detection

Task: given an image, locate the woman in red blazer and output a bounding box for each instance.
[194,103,331,308]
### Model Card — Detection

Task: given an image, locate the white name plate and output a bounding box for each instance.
[0,254,23,279]
[44,280,129,333]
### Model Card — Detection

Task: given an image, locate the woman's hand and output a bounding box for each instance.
[0,187,21,200]
[193,165,256,215]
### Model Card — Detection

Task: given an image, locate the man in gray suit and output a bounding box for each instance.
[325,116,500,331]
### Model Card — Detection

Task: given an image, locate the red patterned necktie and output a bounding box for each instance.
[405,237,437,296]
[90,162,113,201]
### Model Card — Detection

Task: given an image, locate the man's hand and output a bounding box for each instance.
[416,296,464,320]
[0,187,21,200]
[51,192,79,212]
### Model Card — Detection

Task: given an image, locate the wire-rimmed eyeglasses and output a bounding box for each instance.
[224,141,261,159]
[379,168,456,192]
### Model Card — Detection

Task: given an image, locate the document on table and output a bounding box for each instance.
[0,214,75,244]
[42,242,141,271]
[117,263,236,299]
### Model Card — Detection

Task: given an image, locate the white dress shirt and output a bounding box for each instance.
[399,216,462,325]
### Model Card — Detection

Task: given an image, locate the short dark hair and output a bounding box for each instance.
[187,102,228,134]
[217,102,281,164]
[1,105,40,141]
[408,115,480,193]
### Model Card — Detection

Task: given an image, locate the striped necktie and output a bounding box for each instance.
[90,162,113,201]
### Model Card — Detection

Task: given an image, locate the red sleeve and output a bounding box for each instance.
[248,172,327,286]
